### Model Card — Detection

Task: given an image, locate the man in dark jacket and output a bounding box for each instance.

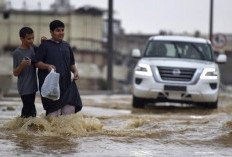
[35,20,82,116]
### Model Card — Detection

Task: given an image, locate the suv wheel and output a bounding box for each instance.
[132,96,146,108]
[196,100,218,109]
[205,100,218,109]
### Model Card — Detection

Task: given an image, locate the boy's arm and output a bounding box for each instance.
[70,64,79,80]
[35,61,56,72]
[68,45,78,80]
[13,58,31,76]
[13,64,24,76]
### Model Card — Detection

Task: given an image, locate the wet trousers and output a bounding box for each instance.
[47,104,75,117]
[20,93,36,118]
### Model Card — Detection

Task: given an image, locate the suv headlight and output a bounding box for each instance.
[135,63,152,76]
[200,68,218,80]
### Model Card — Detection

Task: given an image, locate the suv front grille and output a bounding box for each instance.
[157,66,196,82]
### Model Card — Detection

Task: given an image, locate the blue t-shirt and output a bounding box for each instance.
[13,46,38,96]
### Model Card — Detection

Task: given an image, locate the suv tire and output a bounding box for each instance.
[132,96,146,108]
[196,100,218,109]
[206,100,218,109]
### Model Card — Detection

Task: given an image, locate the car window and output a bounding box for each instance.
[144,41,213,61]
[165,43,176,57]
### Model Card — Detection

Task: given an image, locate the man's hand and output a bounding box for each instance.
[47,65,56,72]
[14,58,31,76]
[20,58,31,67]
[70,65,79,80]
[41,36,47,42]
[73,71,79,80]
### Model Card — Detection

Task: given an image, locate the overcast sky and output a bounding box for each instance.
[8,0,232,35]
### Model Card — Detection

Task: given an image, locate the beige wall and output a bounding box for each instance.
[0,11,103,51]
[74,53,105,66]
[95,54,105,66]
[70,14,103,50]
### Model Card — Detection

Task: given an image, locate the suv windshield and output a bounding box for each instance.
[144,41,213,61]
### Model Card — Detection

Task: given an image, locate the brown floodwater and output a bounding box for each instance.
[0,93,232,157]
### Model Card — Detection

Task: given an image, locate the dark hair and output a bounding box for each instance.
[19,27,34,38]
[50,20,65,31]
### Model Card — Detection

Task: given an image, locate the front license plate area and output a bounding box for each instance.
[168,93,181,99]
[164,85,186,91]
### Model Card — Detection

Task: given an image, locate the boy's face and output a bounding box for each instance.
[20,33,34,47]
[50,27,64,41]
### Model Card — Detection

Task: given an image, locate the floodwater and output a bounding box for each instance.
[0,93,232,157]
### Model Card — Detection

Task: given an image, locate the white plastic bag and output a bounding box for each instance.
[41,69,60,101]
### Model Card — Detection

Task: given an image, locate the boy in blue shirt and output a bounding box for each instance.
[13,27,37,118]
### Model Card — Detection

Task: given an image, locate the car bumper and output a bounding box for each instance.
[133,75,219,103]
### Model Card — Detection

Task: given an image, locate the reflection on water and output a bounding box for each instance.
[132,105,216,115]
[0,94,231,156]
[0,134,79,155]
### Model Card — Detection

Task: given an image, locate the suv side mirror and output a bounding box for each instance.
[132,49,141,58]
[216,54,227,64]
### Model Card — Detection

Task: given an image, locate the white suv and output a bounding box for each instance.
[132,36,227,108]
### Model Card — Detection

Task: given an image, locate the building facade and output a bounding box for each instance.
[0,6,103,50]
[0,5,107,66]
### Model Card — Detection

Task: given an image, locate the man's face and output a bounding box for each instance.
[20,33,34,47]
[50,27,64,41]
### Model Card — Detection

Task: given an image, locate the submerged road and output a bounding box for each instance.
[0,94,231,157]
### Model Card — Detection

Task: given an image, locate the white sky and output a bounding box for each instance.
[8,0,232,35]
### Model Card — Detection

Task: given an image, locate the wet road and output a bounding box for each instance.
[0,93,232,157]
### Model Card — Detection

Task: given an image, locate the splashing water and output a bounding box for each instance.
[3,114,103,137]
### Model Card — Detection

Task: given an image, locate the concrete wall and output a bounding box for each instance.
[0,56,12,96]
[218,52,232,85]
[70,14,103,50]
[0,12,70,48]
[0,10,103,51]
